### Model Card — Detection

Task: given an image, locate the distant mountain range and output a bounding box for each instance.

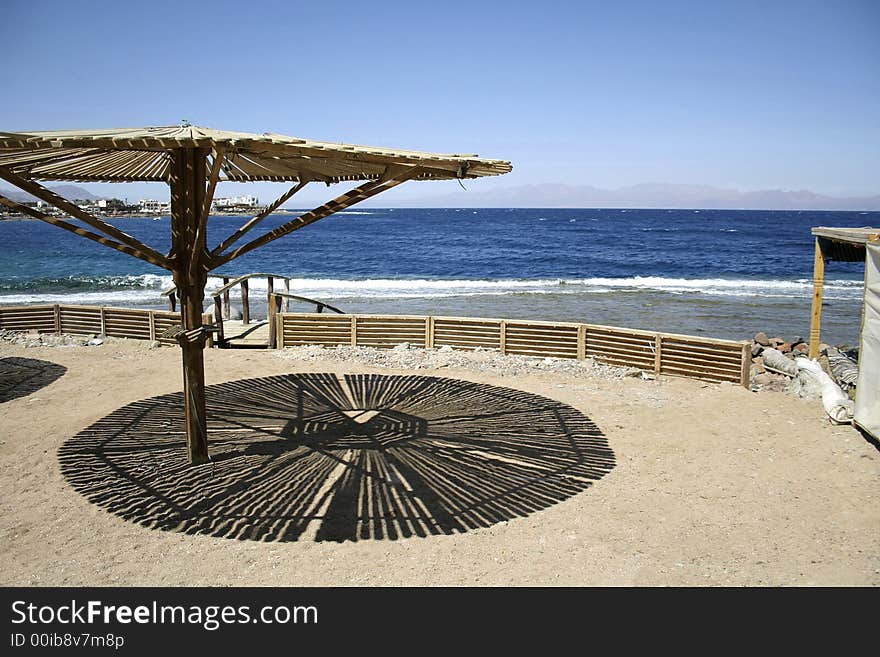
[0,183,98,203]
[2,181,878,211]
[376,182,880,211]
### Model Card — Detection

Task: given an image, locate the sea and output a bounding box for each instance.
[0,208,876,346]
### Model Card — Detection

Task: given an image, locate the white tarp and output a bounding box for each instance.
[854,242,880,439]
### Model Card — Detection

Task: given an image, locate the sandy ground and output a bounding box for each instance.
[1,338,878,586]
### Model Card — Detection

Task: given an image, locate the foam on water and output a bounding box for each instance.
[0,274,863,305]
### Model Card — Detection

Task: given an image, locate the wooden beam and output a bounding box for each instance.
[211,167,419,268]
[809,237,825,359]
[0,195,169,268]
[209,180,308,257]
[201,147,225,227]
[0,167,169,268]
[169,147,210,465]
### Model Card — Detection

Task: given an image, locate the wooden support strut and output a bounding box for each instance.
[210,167,420,267]
[0,167,169,269]
[210,180,308,258]
[0,196,170,269]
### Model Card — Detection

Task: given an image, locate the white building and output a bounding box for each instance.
[138,199,171,214]
[213,195,259,209]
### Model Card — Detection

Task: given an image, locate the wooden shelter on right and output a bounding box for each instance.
[809,226,880,440]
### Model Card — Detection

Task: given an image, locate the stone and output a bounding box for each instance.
[754,332,770,346]
[753,373,773,385]
[752,357,766,374]
[778,342,792,353]
[791,336,805,347]
[771,336,786,346]
[751,342,764,357]
[793,343,809,354]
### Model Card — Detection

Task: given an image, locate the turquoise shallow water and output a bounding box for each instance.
[0,208,875,345]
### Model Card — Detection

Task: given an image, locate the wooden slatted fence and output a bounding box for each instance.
[0,305,211,345]
[279,313,750,386]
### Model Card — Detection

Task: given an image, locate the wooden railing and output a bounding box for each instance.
[164,273,343,346]
[0,305,212,345]
[276,312,751,386]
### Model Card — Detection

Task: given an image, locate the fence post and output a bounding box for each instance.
[99,307,106,336]
[268,293,280,348]
[267,276,274,311]
[350,316,358,346]
[53,305,61,334]
[241,279,250,324]
[148,311,156,341]
[426,317,434,348]
[740,342,751,388]
[222,277,230,319]
[577,325,586,360]
[214,296,225,345]
[284,278,290,312]
[654,335,663,374]
[499,320,507,355]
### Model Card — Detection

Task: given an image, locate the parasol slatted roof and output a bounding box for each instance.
[0,122,511,465]
[0,125,512,183]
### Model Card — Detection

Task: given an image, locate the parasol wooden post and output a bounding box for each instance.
[170,147,210,465]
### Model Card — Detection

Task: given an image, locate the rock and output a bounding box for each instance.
[86,338,103,346]
[791,336,805,347]
[753,373,774,385]
[751,342,764,357]
[752,357,765,374]
[771,336,785,346]
[148,340,162,349]
[818,342,831,355]
[392,342,410,351]
[793,343,808,354]
[438,345,453,353]
[778,342,792,354]
[754,332,770,346]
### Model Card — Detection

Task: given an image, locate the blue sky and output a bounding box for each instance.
[2,0,878,204]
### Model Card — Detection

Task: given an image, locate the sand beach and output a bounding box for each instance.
[1,337,877,587]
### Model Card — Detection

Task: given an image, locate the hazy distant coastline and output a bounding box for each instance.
[3,182,879,213]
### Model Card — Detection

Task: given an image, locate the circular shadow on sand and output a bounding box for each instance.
[59,373,615,542]
[0,356,67,403]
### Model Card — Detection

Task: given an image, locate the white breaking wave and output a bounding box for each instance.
[0,274,864,305]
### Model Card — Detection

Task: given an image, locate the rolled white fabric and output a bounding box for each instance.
[796,358,854,424]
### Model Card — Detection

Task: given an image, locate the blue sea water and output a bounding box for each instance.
[0,208,876,344]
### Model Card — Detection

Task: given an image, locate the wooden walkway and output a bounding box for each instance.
[222,319,270,347]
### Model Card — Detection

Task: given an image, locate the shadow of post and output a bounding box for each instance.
[59,373,616,542]
[0,357,67,403]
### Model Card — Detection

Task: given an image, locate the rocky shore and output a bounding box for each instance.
[748,331,859,399]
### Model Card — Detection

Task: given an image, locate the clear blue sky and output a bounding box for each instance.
[2,0,878,203]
